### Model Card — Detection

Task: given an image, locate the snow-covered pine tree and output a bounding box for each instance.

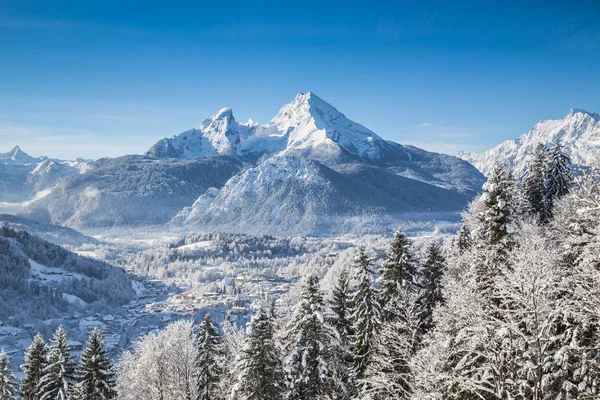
[545,171,600,399]
[331,268,352,343]
[38,325,77,400]
[20,334,49,400]
[545,138,572,218]
[230,306,284,400]
[469,163,516,302]
[0,349,18,400]
[456,223,472,255]
[283,275,339,400]
[419,242,446,335]
[359,287,421,400]
[329,268,354,399]
[74,328,116,400]
[195,314,222,400]
[378,230,416,317]
[218,315,245,399]
[522,142,547,220]
[349,246,381,380]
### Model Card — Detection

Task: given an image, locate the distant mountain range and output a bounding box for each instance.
[0,145,91,203]
[19,92,484,235]
[459,108,600,176]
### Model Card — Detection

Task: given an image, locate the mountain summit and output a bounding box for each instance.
[0,145,44,165]
[147,92,406,165]
[459,108,600,176]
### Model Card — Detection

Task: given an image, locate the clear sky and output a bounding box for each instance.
[1,0,599,160]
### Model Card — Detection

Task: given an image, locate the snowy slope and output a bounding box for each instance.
[459,109,600,176]
[175,155,473,236]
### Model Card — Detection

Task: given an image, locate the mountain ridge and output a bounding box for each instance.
[459,108,600,176]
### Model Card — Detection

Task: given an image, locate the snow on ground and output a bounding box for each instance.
[62,293,89,307]
[176,240,214,251]
[28,258,86,282]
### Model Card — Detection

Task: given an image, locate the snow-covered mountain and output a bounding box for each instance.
[22,155,244,228]
[148,92,484,195]
[22,93,484,233]
[459,108,600,176]
[0,145,91,203]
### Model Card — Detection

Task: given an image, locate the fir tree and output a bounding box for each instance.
[231,306,284,400]
[329,269,354,399]
[359,288,421,400]
[331,268,352,342]
[195,314,222,400]
[419,242,446,335]
[38,325,77,400]
[20,334,49,400]
[379,230,416,317]
[456,223,472,254]
[283,275,339,400]
[545,138,572,218]
[523,142,547,220]
[0,349,18,400]
[349,246,381,380]
[470,163,516,301]
[74,328,116,400]
[475,163,516,247]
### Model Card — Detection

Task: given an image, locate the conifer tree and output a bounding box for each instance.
[330,269,354,399]
[20,334,49,400]
[456,223,472,254]
[195,314,222,400]
[419,242,446,335]
[359,288,421,400]
[0,349,18,400]
[470,163,516,301]
[349,246,381,380]
[74,328,116,400]
[523,142,547,220]
[379,230,416,317]
[283,275,339,400]
[231,306,284,400]
[39,325,77,400]
[545,138,572,218]
[331,268,352,342]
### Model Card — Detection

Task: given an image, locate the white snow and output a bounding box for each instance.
[459,108,600,176]
[28,258,86,282]
[148,92,394,163]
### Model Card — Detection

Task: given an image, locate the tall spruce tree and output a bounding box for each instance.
[283,275,339,400]
[349,246,381,380]
[379,230,416,317]
[38,325,77,400]
[545,138,572,218]
[470,163,516,301]
[196,314,222,400]
[20,334,49,400]
[74,328,116,400]
[419,242,446,335]
[523,142,548,220]
[0,349,18,400]
[359,287,421,400]
[331,268,352,342]
[330,268,354,399]
[231,306,284,400]
[456,223,472,255]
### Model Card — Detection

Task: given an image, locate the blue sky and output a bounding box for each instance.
[1,0,599,159]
